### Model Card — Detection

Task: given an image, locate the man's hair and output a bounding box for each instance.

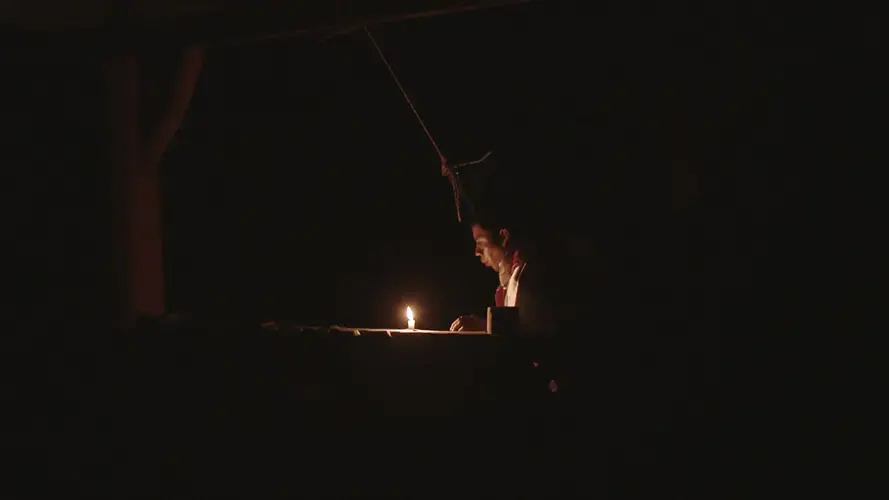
[469,215,508,246]
[469,200,533,256]
[465,162,546,247]
[459,156,556,257]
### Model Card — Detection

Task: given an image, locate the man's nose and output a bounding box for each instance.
[474,246,482,256]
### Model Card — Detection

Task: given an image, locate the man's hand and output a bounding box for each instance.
[449,314,486,332]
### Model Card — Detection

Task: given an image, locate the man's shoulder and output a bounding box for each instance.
[523,252,574,289]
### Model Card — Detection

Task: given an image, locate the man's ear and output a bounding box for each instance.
[498,228,510,248]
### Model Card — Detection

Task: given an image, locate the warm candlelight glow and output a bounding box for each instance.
[406,306,415,330]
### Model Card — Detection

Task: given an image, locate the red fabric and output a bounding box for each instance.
[494,252,522,307]
[494,286,506,307]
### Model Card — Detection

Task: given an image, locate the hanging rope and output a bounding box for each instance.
[364,25,487,222]
[364,25,446,165]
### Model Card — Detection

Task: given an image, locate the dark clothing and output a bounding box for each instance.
[514,260,558,335]
[510,246,589,336]
[514,240,701,479]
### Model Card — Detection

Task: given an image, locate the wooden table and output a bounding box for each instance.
[329,326,489,336]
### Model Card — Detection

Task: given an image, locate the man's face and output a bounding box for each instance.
[471,224,506,270]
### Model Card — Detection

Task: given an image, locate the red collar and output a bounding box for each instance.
[495,251,525,307]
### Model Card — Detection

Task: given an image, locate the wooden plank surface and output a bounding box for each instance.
[346,327,489,335]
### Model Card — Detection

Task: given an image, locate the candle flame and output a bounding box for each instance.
[406,306,414,321]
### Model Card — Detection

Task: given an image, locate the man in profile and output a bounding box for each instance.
[449,218,525,331]
[448,196,572,335]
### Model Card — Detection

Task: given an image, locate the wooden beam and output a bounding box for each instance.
[1,0,542,58]
[143,47,204,166]
[106,54,144,327]
[107,48,205,328]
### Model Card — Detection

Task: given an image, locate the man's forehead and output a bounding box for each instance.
[471,224,492,240]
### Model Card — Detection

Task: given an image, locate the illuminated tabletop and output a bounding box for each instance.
[333,326,489,336]
[261,323,489,335]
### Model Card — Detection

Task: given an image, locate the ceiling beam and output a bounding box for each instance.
[1,0,543,59]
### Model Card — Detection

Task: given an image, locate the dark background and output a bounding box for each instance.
[6,1,790,330]
[7,2,880,495]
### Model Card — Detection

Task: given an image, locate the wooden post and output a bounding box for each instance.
[107,48,203,328]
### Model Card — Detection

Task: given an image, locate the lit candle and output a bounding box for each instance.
[406,306,415,330]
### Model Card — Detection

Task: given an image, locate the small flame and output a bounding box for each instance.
[406,306,414,321]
